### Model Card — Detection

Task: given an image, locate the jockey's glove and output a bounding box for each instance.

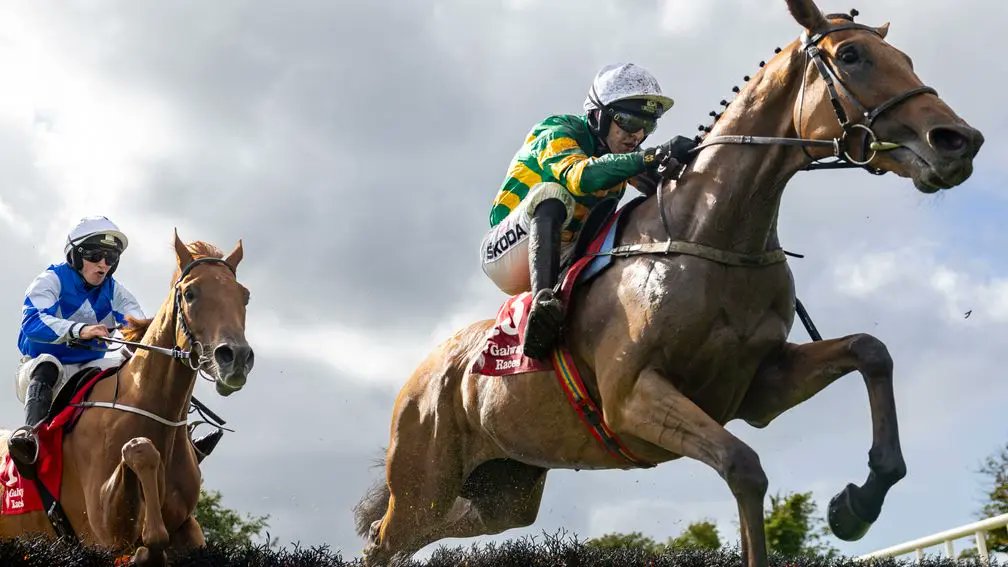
[642,136,699,172]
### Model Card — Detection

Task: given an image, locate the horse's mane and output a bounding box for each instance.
[184,241,225,261]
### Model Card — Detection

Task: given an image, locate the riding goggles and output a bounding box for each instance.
[81,247,121,265]
[610,109,657,136]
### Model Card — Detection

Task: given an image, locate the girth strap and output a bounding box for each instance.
[600,240,788,268]
[552,348,653,468]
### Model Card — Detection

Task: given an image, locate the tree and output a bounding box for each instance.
[666,520,721,550]
[975,442,1008,553]
[194,488,273,547]
[764,491,837,557]
[587,520,721,553]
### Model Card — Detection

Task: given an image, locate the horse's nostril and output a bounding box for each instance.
[245,349,255,369]
[928,126,969,155]
[214,345,235,366]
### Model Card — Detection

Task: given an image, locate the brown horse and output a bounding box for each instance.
[0,233,253,566]
[355,1,984,566]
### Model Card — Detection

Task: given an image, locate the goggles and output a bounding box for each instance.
[609,109,657,136]
[81,248,120,265]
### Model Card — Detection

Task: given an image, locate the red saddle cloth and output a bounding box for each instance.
[1,368,113,515]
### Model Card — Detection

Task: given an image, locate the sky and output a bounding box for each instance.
[0,0,1006,561]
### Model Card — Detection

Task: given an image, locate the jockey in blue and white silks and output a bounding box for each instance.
[18,262,144,365]
[8,216,145,474]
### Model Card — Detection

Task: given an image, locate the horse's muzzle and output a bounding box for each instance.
[213,342,254,395]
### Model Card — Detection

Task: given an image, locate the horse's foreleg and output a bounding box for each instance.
[736,334,906,541]
[614,367,769,567]
[97,437,169,566]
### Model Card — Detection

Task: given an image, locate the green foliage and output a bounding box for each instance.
[666,520,721,550]
[764,491,838,557]
[588,492,840,559]
[585,531,663,553]
[587,520,721,554]
[194,488,273,547]
[976,442,1008,553]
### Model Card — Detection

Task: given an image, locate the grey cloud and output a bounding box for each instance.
[1,0,1006,562]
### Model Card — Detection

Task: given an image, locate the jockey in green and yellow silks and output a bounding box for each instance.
[480,63,698,360]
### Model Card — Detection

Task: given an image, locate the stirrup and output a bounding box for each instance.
[8,426,40,466]
[523,289,564,361]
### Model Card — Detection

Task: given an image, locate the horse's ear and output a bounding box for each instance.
[785,0,827,32]
[173,229,194,269]
[877,22,890,39]
[224,240,243,272]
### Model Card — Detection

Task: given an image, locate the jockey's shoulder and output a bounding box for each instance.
[532,113,590,136]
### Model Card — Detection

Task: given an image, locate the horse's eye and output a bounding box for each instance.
[838,47,860,64]
[183,287,196,303]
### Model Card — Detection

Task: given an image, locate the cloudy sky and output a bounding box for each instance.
[1,0,1005,561]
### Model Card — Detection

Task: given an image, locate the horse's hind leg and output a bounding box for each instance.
[612,367,769,567]
[96,437,169,566]
[736,334,906,541]
[422,459,548,544]
[363,417,468,565]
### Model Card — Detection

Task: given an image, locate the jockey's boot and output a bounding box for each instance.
[8,361,59,480]
[522,198,567,361]
[191,429,224,464]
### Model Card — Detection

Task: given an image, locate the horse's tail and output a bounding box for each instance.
[353,452,390,538]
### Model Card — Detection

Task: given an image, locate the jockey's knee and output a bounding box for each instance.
[480,183,576,295]
[32,361,59,387]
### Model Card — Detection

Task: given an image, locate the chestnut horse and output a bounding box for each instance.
[355,1,983,566]
[0,233,253,566]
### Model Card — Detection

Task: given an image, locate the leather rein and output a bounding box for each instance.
[602,21,937,269]
[70,257,237,427]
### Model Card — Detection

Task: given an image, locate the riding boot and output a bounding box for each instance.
[8,362,59,479]
[522,198,567,361]
[191,429,223,464]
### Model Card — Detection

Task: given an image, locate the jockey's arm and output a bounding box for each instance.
[21,270,84,344]
[536,131,647,196]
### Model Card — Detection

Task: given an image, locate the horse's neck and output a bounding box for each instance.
[646,48,812,253]
[118,297,196,422]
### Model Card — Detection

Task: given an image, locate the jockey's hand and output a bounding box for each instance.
[80,324,111,340]
[643,135,698,171]
[630,171,662,196]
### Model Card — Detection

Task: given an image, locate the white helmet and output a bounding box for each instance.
[64,216,129,255]
[583,63,675,116]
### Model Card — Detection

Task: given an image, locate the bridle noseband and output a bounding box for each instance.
[693,20,938,174]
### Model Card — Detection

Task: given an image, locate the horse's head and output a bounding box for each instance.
[173,231,254,396]
[786,0,983,192]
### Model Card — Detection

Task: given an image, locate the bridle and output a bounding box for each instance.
[69,257,239,428]
[77,257,237,372]
[170,257,236,371]
[601,20,940,270]
[691,20,938,175]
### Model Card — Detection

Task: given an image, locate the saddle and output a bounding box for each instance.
[47,366,112,426]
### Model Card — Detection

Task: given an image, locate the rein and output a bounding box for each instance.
[694,22,937,174]
[607,20,937,269]
[70,257,238,428]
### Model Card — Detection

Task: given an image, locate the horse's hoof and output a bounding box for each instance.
[131,545,167,567]
[828,483,874,541]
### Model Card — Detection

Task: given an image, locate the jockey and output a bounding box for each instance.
[7,216,221,474]
[480,63,697,360]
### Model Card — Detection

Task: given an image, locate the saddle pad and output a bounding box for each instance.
[1,368,114,515]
